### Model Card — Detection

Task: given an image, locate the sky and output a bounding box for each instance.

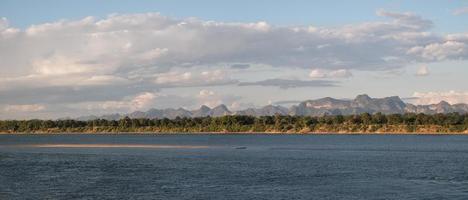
[1,0,468,119]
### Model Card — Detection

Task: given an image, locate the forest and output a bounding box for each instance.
[1,113,468,133]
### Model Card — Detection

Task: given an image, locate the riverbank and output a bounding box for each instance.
[2,113,467,134]
[2,130,468,135]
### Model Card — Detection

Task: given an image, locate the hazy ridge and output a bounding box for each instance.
[76,94,468,120]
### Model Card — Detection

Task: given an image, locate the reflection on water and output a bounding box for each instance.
[1,134,468,199]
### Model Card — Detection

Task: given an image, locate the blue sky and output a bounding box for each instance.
[0,1,467,119]
[2,0,467,32]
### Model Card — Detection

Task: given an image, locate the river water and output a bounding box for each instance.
[1,134,468,199]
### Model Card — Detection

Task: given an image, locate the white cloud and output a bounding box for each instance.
[200,70,227,82]
[65,91,198,115]
[129,92,157,110]
[198,89,216,98]
[2,10,465,84]
[309,69,327,78]
[229,101,242,110]
[1,11,468,118]
[309,69,352,78]
[197,89,241,108]
[0,17,8,30]
[32,55,100,75]
[4,104,46,112]
[407,41,466,61]
[85,92,158,112]
[376,10,432,30]
[453,7,468,15]
[197,90,222,108]
[0,17,19,39]
[411,91,468,105]
[136,48,168,61]
[155,71,192,84]
[75,92,159,112]
[415,65,429,76]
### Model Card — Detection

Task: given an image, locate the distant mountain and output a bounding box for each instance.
[289,94,409,116]
[191,105,212,117]
[76,94,468,120]
[405,101,468,114]
[211,104,232,116]
[234,105,288,116]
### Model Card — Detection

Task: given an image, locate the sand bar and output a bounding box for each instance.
[4,144,211,149]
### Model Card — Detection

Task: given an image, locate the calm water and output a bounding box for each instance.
[1,134,468,200]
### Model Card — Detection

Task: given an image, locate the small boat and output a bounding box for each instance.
[234,146,247,150]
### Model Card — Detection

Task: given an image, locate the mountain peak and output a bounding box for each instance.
[211,104,231,116]
[316,97,335,102]
[213,104,228,110]
[199,105,211,111]
[355,94,371,101]
[75,95,468,120]
[385,96,403,102]
[437,101,451,107]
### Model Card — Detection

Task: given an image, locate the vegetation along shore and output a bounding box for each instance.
[1,113,467,134]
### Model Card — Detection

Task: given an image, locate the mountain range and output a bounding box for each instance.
[76,94,468,120]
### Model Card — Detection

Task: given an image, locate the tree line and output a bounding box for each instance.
[1,112,467,133]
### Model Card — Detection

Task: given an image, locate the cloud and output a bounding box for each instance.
[75,92,196,113]
[153,69,238,87]
[1,11,464,79]
[4,104,46,112]
[228,101,257,111]
[376,10,433,30]
[238,78,338,89]
[2,11,465,81]
[453,7,468,15]
[129,92,157,110]
[77,92,158,112]
[415,65,429,76]
[309,69,352,78]
[198,89,216,98]
[407,41,466,61]
[273,100,303,105]
[0,84,151,105]
[0,17,7,30]
[154,71,193,84]
[0,17,19,38]
[230,64,251,69]
[197,89,241,108]
[1,10,468,118]
[411,91,468,105]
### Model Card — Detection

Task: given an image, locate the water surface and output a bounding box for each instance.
[1,134,468,199]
